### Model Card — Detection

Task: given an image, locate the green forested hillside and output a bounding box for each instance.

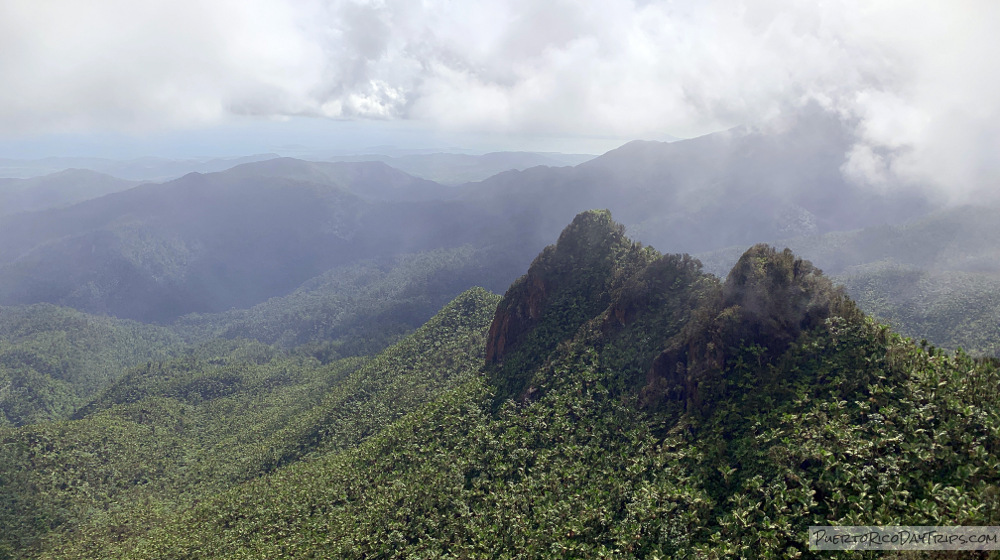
[0,288,499,558]
[0,305,182,425]
[173,245,523,356]
[0,244,519,428]
[6,210,999,559]
[839,263,1000,357]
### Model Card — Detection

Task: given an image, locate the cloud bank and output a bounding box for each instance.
[1,0,997,198]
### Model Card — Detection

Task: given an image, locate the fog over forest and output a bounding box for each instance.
[2,1,1000,558]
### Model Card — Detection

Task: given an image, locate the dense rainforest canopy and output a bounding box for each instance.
[0,210,998,558]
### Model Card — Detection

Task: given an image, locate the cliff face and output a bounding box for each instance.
[484,273,549,365]
[484,210,637,402]
[486,212,860,417]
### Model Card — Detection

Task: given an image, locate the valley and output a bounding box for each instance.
[1,120,998,558]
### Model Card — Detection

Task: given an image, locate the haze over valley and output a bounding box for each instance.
[2,1,1000,558]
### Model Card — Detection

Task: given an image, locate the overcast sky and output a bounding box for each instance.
[1,1,997,197]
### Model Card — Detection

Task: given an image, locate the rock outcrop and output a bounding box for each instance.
[485,211,861,419]
[642,244,857,414]
[484,210,634,402]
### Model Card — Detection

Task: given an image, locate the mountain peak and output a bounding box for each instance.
[485,211,864,416]
[643,243,860,413]
[485,209,639,401]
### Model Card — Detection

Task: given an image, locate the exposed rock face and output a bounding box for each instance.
[484,273,548,364]
[642,244,854,414]
[484,210,632,402]
[484,210,626,365]
[485,211,860,416]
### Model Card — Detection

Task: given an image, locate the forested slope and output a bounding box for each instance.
[0,289,500,558]
[0,305,182,425]
[9,211,998,559]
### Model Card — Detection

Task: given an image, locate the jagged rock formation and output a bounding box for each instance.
[485,210,638,402]
[486,211,860,417]
[642,244,860,413]
[485,210,627,364]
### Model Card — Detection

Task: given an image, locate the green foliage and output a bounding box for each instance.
[689,321,1000,556]
[253,287,501,469]
[0,288,499,557]
[174,245,520,354]
[5,210,1000,560]
[841,263,1000,357]
[0,304,183,425]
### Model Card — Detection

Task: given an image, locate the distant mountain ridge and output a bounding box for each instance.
[0,112,937,328]
[0,154,281,181]
[220,158,457,201]
[0,169,137,216]
[465,108,931,254]
[328,151,595,184]
[0,160,517,322]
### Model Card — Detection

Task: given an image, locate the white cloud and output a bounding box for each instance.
[0,0,326,131]
[0,0,998,198]
[834,1,1000,201]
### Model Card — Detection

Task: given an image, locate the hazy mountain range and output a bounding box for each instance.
[0,150,596,185]
[0,109,988,355]
[0,169,138,216]
[0,160,515,322]
[0,154,281,182]
[327,151,595,185]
